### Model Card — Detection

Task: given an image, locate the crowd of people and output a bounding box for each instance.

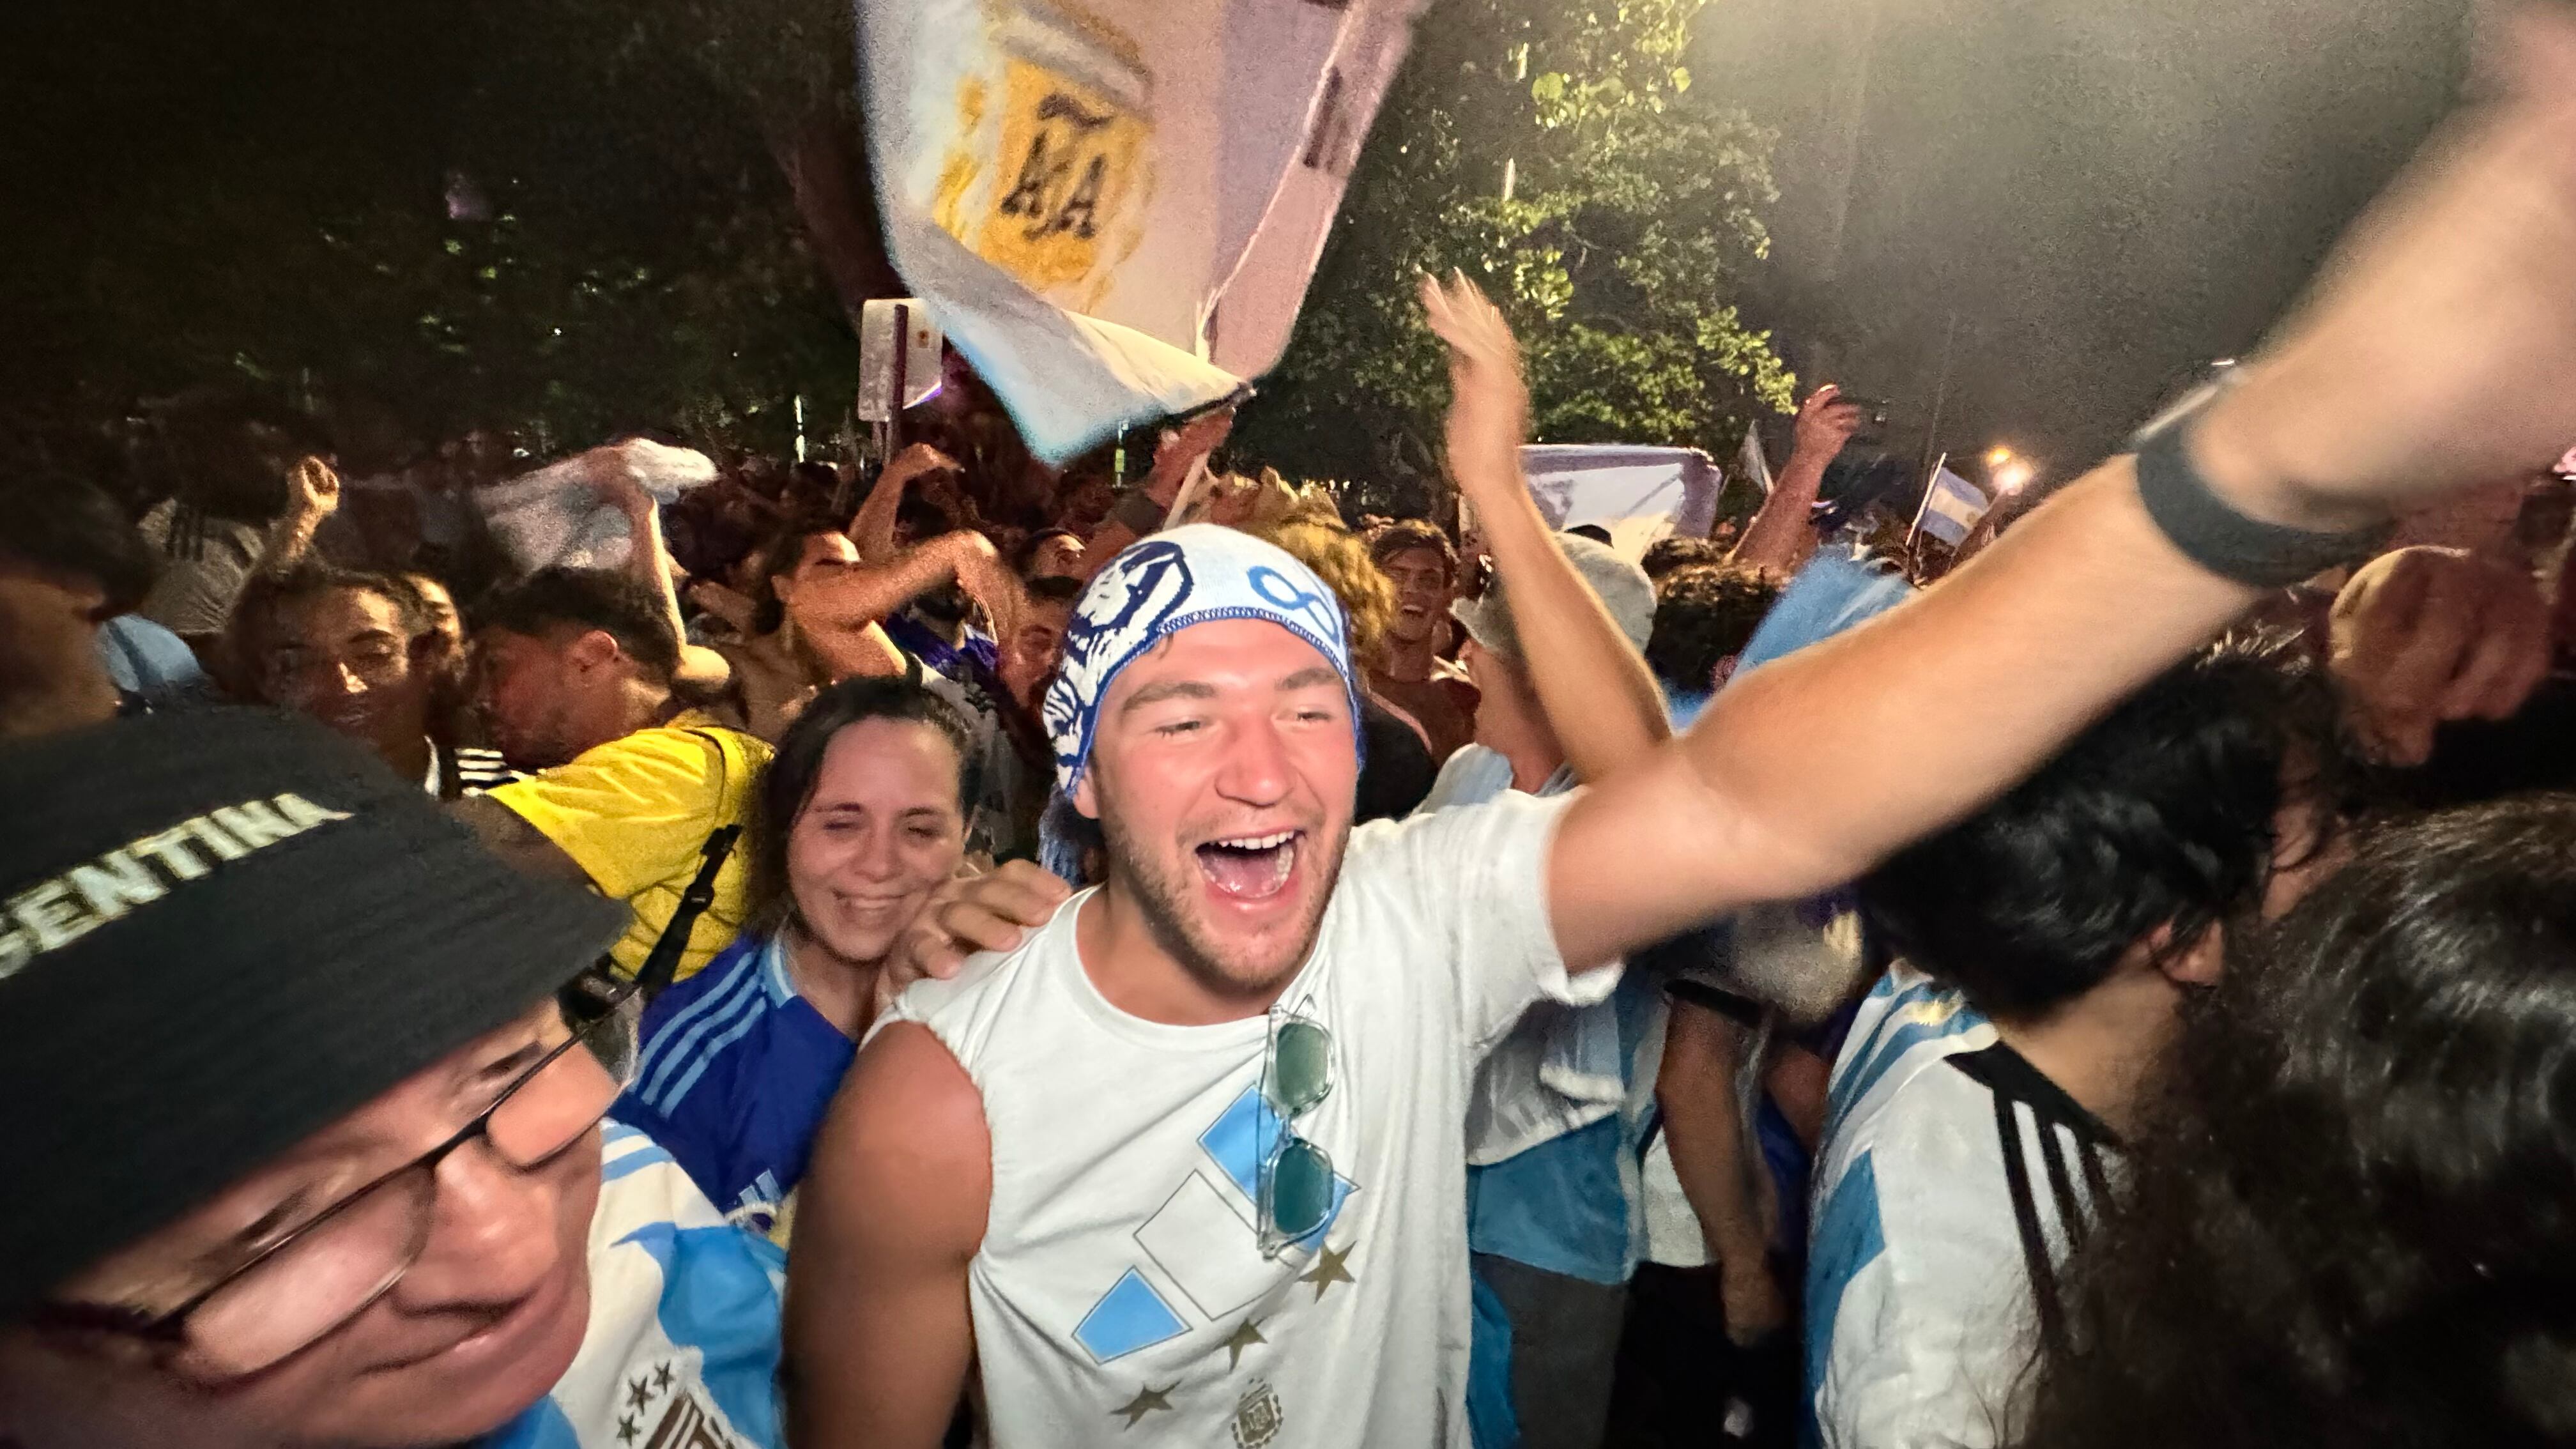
[13,18,2576,1449]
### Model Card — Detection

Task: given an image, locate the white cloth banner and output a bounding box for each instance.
[857,0,1428,463]
[475,440,716,576]
[1519,444,1724,559]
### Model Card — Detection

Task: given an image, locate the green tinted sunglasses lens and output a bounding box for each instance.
[1268,1138,1335,1241]
[1270,1019,1331,1116]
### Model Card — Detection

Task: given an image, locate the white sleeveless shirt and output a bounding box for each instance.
[885,792,1607,1448]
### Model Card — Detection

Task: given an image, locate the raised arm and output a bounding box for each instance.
[785,1022,990,1449]
[599,470,731,692]
[1545,31,2576,969]
[1728,387,1860,579]
[1076,406,1234,579]
[252,457,340,575]
[791,530,1006,637]
[851,444,956,565]
[1421,275,1669,779]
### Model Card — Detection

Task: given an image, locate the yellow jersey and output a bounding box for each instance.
[489,710,770,981]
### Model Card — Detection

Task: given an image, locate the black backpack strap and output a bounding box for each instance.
[629,728,749,1001]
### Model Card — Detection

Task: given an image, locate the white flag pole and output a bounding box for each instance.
[1906,452,1949,581]
[1161,457,1216,531]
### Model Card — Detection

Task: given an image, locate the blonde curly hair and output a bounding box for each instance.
[1235,493,1399,666]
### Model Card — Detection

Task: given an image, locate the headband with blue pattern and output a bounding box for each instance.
[1040,524,1365,799]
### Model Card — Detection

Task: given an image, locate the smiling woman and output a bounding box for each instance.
[611,676,974,1236]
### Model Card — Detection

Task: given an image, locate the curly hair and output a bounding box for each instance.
[1238,517,1398,663]
[1644,564,1779,693]
[1639,535,1724,581]
[2020,795,2576,1448]
[1860,640,2339,1022]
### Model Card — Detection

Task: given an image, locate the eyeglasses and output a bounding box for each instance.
[1255,1008,1337,1260]
[38,976,634,1381]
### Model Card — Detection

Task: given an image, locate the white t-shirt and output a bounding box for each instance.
[1804,968,2114,1449]
[885,792,1611,1449]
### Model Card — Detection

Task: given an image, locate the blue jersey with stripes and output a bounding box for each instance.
[612,933,856,1236]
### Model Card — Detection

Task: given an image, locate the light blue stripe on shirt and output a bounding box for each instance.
[636,953,767,1108]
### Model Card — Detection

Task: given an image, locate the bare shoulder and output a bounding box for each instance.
[805,1022,992,1254]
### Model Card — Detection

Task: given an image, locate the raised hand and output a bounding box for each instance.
[882,443,960,493]
[883,860,1073,995]
[1790,385,1865,465]
[288,456,341,524]
[1420,270,1531,502]
[2329,546,2552,765]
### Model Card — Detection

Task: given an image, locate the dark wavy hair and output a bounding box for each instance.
[0,468,158,616]
[223,563,434,701]
[744,677,976,935]
[1644,563,1779,694]
[471,567,679,684]
[1862,640,2338,1021]
[1366,518,1455,579]
[747,526,842,637]
[2019,795,2576,1448]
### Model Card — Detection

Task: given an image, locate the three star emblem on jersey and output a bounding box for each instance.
[609,1358,746,1448]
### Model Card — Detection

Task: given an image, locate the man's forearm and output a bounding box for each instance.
[1658,1004,1770,1271]
[1694,458,2255,879]
[795,537,971,632]
[1550,457,2258,965]
[850,467,908,565]
[1728,451,1827,577]
[1462,459,1671,778]
[254,511,324,575]
[619,503,689,643]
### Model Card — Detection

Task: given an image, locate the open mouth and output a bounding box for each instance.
[1195,831,1301,901]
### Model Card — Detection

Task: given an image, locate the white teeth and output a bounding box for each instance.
[1218,831,1296,850]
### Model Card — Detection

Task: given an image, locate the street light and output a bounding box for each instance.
[1987,445,2034,496]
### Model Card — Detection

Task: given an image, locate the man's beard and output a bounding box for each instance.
[1099,806,1349,1004]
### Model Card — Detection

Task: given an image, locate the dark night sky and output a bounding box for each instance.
[0,0,2476,479]
[1694,0,2470,485]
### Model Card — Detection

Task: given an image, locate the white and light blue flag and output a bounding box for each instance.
[1913,463,1991,547]
[857,0,1427,463]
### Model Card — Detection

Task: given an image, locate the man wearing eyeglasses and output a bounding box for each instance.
[786,38,2576,1447]
[0,709,786,1449]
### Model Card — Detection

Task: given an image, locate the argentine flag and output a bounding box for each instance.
[1913,463,1991,548]
[856,0,1428,463]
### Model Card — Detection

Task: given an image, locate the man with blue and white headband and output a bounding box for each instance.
[785,66,2576,1440]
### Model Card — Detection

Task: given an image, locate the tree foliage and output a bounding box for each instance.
[10,0,1788,484]
[1234,0,1798,502]
[8,0,859,463]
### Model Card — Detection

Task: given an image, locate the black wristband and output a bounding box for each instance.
[1107,487,1165,534]
[2133,420,2388,588]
